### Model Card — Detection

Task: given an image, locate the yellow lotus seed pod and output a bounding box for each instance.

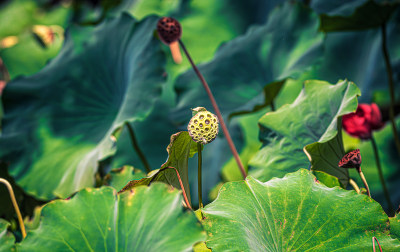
[188,109,219,144]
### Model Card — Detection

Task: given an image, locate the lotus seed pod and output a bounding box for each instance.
[157,17,182,45]
[339,149,361,169]
[188,109,219,144]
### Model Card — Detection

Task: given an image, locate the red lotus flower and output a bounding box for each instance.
[342,103,384,139]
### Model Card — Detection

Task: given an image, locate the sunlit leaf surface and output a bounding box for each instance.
[18,184,205,251]
[202,169,400,251]
[249,80,360,187]
[390,214,400,240]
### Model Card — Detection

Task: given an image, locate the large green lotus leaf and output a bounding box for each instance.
[390,214,400,240]
[17,184,205,251]
[119,131,199,204]
[249,80,360,187]
[0,15,166,200]
[0,219,15,252]
[202,169,400,251]
[172,1,323,122]
[320,0,399,32]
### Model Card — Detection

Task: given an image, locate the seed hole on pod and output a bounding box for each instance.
[191,125,194,129]
[207,114,211,118]
[199,123,203,127]
[205,128,209,131]
[200,130,204,133]
[196,128,199,131]
[205,119,210,124]
[199,115,204,119]
[213,119,216,123]
[194,119,198,123]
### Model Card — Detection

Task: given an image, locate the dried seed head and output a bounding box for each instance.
[157,17,182,45]
[339,149,361,169]
[188,109,219,144]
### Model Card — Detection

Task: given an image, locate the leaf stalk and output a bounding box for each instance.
[372,237,383,252]
[349,179,360,194]
[0,178,26,239]
[197,143,203,210]
[356,168,371,198]
[125,122,151,173]
[167,167,192,210]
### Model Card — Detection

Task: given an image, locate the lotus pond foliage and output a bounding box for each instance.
[0,0,400,251]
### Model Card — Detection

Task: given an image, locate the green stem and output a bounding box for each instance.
[197,143,203,210]
[349,179,360,194]
[179,39,246,179]
[125,122,151,173]
[0,178,26,239]
[381,23,400,156]
[371,135,394,214]
[357,168,371,197]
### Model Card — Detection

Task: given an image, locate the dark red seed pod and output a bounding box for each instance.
[157,17,182,45]
[339,149,361,169]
